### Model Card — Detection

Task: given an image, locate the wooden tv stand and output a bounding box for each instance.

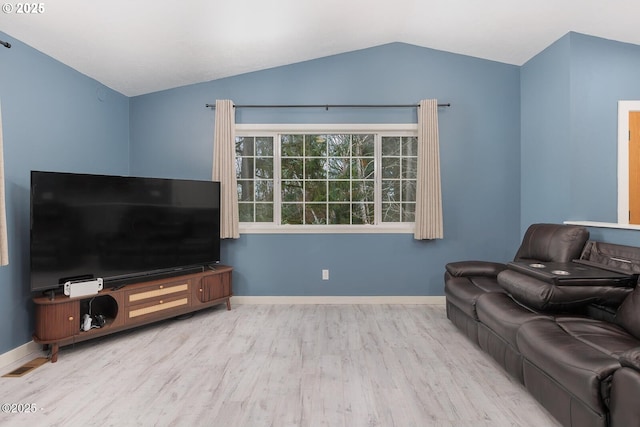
[32,265,233,362]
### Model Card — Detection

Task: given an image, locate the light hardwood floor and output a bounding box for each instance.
[0,304,561,427]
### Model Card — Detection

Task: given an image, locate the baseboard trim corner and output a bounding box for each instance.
[0,341,43,369]
[231,295,445,305]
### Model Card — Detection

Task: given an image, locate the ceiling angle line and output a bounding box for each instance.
[0,40,11,49]
[205,103,451,110]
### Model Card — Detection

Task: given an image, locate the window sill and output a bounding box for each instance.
[239,224,414,234]
[563,220,640,231]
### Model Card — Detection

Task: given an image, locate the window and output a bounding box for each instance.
[235,124,418,233]
[235,136,274,222]
[280,133,376,225]
[381,136,417,222]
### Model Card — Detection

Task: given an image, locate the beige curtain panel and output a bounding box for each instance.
[212,99,240,239]
[414,99,443,240]
[0,101,8,264]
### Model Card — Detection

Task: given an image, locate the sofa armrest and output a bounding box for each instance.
[445,261,507,278]
[619,348,640,371]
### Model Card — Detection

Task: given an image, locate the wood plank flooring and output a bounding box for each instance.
[0,304,561,427]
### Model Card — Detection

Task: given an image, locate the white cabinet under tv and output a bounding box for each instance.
[32,266,232,362]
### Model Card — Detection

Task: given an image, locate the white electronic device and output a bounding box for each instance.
[82,314,93,331]
[63,278,104,298]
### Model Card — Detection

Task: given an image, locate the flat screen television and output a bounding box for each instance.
[30,171,221,294]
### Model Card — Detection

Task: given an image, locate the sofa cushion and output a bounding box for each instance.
[476,292,552,383]
[476,292,550,348]
[517,317,635,415]
[444,275,503,320]
[615,287,640,340]
[554,317,640,357]
[514,223,589,263]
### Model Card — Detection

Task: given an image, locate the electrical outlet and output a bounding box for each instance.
[322,269,329,280]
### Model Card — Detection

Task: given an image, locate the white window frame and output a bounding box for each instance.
[236,123,418,234]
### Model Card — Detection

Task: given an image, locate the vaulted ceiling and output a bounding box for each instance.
[2,0,639,96]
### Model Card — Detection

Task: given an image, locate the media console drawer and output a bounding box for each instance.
[128,294,190,319]
[126,281,190,303]
[125,279,192,323]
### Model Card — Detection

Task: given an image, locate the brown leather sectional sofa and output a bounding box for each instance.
[444,223,640,427]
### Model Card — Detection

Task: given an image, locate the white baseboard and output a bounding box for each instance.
[231,295,446,305]
[0,341,43,369]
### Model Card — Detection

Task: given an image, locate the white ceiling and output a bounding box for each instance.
[2,0,639,97]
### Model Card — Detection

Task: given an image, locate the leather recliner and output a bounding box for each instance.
[444,223,589,345]
[445,223,640,427]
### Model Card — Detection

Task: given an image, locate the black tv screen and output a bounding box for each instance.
[30,171,221,293]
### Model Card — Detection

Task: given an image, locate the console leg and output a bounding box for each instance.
[226,298,231,311]
[50,343,59,363]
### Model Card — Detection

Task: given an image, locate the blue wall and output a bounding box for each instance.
[520,35,572,228]
[0,32,130,354]
[521,32,640,243]
[130,43,523,297]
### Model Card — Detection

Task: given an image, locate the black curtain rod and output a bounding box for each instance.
[205,103,450,110]
[0,40,11,49]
